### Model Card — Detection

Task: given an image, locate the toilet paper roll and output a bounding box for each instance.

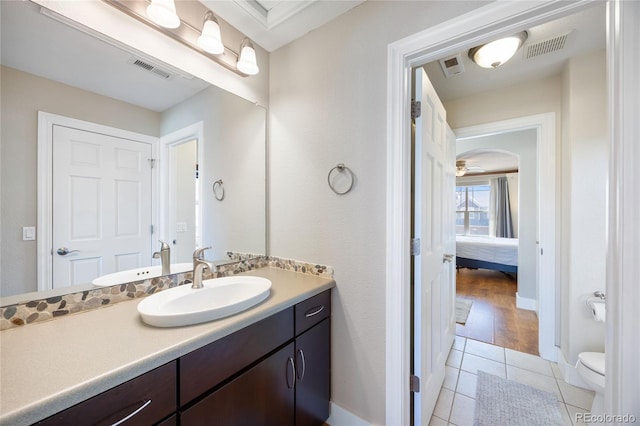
[590,300,606,322]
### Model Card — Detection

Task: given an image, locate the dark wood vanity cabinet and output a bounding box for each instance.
[36,290,331,426]
[180,289,331,426]
[36,361,177,426]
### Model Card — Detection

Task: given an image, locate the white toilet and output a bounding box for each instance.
[576,295,606,420]
[576,351,605,416]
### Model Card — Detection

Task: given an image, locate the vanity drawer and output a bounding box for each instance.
[295,290,331,335]
[37,361,177,426]
[179,307,294,405]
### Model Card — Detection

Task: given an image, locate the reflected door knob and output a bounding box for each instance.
[56,247,80,256]
[443,254,454,263]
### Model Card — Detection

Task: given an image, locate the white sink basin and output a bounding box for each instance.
[92,263,193,287]
[137,276,272,327]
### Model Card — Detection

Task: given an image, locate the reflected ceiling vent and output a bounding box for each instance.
[438,53,465,78]
[128,57,175,80]
[524,31,571,59]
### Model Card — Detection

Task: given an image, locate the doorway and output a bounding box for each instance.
[385,2,608,425]
[159,121,204,262]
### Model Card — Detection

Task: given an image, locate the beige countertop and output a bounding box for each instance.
[0,267,335,425]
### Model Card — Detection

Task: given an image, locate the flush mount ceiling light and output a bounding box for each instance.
[146,0,180,29]
[469,31,528,69]
[236,38,260,75]
[197,11,224,55]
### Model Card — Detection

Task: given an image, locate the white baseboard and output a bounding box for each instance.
[516,292,537,311]
[557,347,590,389]
[327,402,372,426]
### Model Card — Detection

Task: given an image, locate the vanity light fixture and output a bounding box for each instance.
[197,11,224,55]
[236,38,260,75]
[469,31,528,69]
[103,0,261,77]
[146,0,180,29]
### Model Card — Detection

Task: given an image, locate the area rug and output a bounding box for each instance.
[455,298,473,324]
[474,371,563,426]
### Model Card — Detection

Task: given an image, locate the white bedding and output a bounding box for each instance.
[456,235,518,266]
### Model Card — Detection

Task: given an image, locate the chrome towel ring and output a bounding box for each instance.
[213,179,224,201]
[327,163,355,195]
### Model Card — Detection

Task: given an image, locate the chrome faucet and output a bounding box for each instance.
[152,241,171,275]
[192,247,211,289]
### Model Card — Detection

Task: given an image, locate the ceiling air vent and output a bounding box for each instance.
[438,53,465,78]
[524,31,571,60]
[128,57,175,80]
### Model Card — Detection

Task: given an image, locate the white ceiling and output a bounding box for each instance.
[1,0,605,119]
[202,0,365,52]
[0,1,210,112]
[424,3,606,103]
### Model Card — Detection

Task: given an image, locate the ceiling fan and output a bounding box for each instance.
[456,160,485,176]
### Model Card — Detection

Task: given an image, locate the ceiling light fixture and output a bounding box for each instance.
[236,38,260,76]
[456,160,467,177]
[103,0,260,77]
[197,11,224,55]
[469,31,528,69]
[146,0,180,29]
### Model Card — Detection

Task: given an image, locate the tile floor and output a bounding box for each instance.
[429,336,595,426]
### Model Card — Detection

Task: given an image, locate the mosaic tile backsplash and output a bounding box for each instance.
[0,255,333,331]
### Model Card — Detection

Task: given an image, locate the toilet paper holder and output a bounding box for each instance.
[586,291,606,322]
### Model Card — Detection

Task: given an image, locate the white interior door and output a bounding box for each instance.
[413,67,456,424]
[52,125,153,288]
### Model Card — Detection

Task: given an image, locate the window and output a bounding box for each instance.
[456,184,490,235]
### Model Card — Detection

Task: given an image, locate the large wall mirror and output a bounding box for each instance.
[0,1,267,303]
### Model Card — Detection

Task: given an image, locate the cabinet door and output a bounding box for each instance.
[296,319,331,426]
[181,343,295,426]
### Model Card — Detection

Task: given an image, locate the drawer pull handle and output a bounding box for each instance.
[110,399,152,426]
[296,349,306,381]
[286,357,296,389]
[305,305,325,318]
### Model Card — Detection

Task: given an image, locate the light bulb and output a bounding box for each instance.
[146,0,180,29]
[237,40,259,75]
[197,14,224,55]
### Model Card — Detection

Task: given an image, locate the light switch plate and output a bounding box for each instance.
[23,226,36,241]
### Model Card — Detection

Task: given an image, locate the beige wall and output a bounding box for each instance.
[269,1,488,423]
[0,66,161,296]
[560,49,607,364]
[161,86,266,261]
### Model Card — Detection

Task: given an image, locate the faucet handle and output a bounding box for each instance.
[193,247,211,260]
[158,240,170,250]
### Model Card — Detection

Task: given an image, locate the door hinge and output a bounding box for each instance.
[148,158,156,169]
[195,163,199,179]
[411,238,421,256]
[410,374,421,393]
[411,100,422,120]
[150,224,154,235]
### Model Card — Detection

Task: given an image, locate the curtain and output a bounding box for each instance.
[492,177,514,238]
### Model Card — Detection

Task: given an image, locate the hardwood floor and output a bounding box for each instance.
[455,268,539,355]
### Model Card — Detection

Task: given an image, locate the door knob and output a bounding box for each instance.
[56,247,80,256]
[443,254,454,263]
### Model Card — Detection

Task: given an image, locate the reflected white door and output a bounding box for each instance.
[52,125,153,288]
[413,67,456,424]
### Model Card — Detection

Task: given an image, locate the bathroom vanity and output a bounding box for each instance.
[0,268,334,425]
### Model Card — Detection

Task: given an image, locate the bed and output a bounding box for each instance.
[456,235,518,273]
